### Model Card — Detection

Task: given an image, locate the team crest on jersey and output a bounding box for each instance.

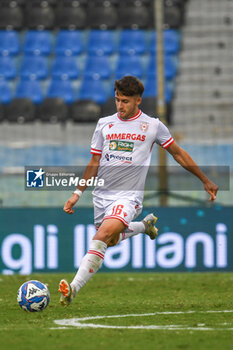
[140,122,149,132]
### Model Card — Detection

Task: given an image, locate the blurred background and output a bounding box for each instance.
[0,0,232,274]
[0,0,232,207]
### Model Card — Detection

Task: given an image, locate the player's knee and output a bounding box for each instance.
[94,228,112,244]
[107,235,119,247]
[94,227,120,247]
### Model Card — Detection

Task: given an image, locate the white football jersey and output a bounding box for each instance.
[91,110,174,203]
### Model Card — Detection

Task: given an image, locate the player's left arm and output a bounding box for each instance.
[166,141,219,201]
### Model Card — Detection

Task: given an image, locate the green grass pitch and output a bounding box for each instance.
[1,272,233,350]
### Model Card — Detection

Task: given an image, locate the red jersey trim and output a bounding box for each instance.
[91,147,102,155]
[117,109,142,122]
[103,215,129,227]
[162,137,174,149]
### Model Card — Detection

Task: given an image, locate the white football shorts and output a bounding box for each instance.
[93,196,143,228]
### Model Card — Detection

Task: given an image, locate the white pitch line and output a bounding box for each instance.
[53,310,233,331]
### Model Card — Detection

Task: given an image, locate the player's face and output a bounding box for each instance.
[115,91,141,119]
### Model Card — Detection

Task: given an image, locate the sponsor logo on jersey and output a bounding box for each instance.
[140,122,149,132]
[105,153,132,163]
[109,140,134,152]
[106,133,146,142]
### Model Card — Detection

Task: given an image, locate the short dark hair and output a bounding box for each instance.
[114,76,144,97]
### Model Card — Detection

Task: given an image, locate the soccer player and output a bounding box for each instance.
[59,76,218,306]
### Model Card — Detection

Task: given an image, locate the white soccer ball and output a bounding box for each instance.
[17,280,50,312]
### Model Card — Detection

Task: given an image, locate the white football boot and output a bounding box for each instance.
[142,213,158,240]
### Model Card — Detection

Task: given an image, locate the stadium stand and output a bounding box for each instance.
[0,0,190,206]
[1,0,233,208]
[172,0,233,142]
[0,0,186,125]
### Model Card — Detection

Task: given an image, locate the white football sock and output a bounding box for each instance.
[117,221,145,243]
[71,239,107,295]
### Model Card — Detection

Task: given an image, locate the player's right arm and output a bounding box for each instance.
[63,154,101,214]
[167,141,218,201]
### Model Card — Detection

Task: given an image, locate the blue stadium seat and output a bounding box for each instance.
[0,30,20,56]
[147,55,178,80]
[23,30,52,56]
[84,55,111,80]
[0,79,12,104]
[15,79,43,104]
[0,56,17,80]
[79,78,107,104]
[119,30,147,55]
[144,77,173,102]
[55,30,83,56]
[87,30,115,56]
[52,56,79,80]
[115,55,143,79]
[47,78,75,104]
[150,30,180,54]
[20,55,48,80]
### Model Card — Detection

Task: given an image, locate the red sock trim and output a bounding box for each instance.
[88,250,104,260]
